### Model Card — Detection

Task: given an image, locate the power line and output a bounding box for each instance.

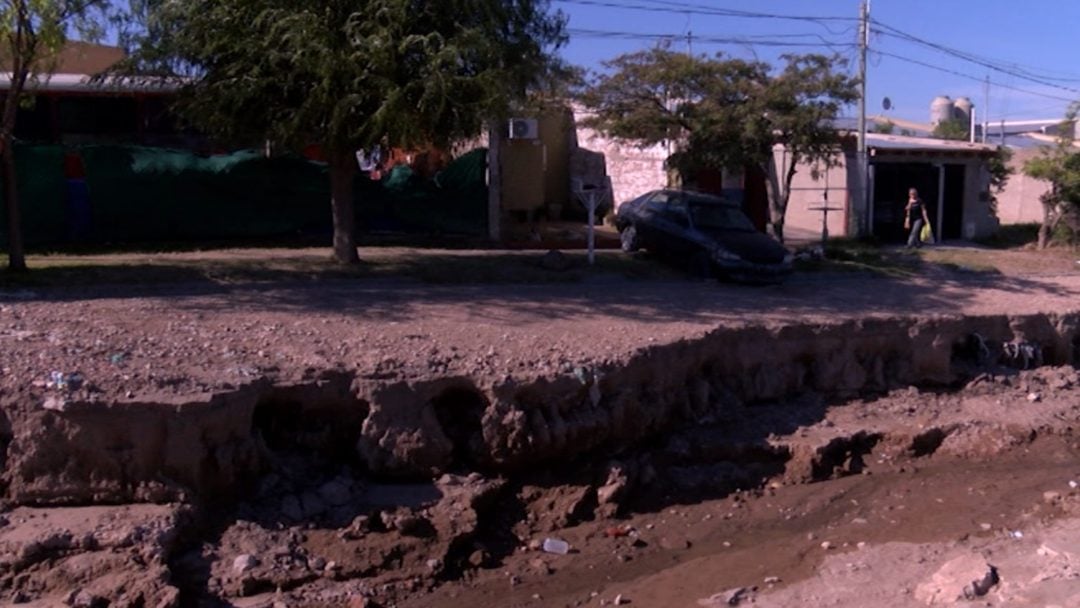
[874,50,1077,104]
[554,0,857,23]
[568,27,856,49]
[872,23,1080,95]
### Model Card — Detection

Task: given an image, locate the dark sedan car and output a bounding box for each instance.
[614,189,793,283]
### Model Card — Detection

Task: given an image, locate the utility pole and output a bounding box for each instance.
[982,75,990,143]
[856,0,870,236]
[687,30,693,56]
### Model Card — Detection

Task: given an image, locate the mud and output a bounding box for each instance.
[1,278,1079,607]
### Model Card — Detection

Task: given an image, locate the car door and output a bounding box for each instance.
[653,195,697,256]
[634,191,669,247]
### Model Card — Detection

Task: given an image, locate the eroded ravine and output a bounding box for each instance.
[0,312,1078,606]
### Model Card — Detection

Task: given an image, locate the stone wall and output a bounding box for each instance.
[572,108,668,208]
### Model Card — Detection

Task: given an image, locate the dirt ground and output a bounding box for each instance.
[1,250,1079,607]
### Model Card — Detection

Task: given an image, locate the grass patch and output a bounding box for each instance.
[0,247,681,289]
[974,223,1040,249]
[794,238,923,278]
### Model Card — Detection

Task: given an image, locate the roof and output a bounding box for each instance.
[865,132,997,155]
[0,42,179,95]
[0,72,179,94]
[0,41,124,76]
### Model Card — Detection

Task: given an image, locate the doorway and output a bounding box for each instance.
[942,164,966,240]
[872,162,938,243]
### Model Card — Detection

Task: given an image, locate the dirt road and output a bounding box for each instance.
[1,265,1079,607]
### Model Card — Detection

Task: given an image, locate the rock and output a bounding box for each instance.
[318,479,353,507]
[963,565,1000,600]
[468,549,489,568]
[309,556,327,570]
[301,491,328,518]
[820,541,833,550]
[426,558,442,572]
[281,495,304,521]
[763,576,781,584]
[529,557,552,575]
[698,587,752,606]
[356,390,455,475]
[1043,490,1062,503]
[233,554,258,574]
[43,396,69,412]
[596,461,632,508]
[613,593,628,605]
[659,536,692,551]
[915,554,999,605]
[69,590,108,608]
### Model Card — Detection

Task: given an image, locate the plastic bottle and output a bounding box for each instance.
[542,537,570,555]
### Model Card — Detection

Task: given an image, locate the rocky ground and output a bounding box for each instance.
[1,265,1079,607]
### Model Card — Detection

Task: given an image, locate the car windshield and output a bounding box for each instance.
[689,203,757,232]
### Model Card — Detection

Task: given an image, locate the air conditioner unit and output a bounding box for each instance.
[508,118,539,140]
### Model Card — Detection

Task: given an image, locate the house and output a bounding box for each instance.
[777,133,1000,244]
[489,105,1001,245]
[0,41,189,148]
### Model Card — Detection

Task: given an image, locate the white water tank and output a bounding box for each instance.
[954,97,973,125]
[930,95,954,126]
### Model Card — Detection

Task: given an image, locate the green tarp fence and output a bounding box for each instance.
[0,144,488,247]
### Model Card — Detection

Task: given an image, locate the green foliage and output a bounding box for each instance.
[931,117,970,141]
[577,49,858,241]
[129,0,567,153]
[973,222,1039,249]
[125,0,566,262]
[871,120,895,134]
[986,145,1014,216]
[1022,104,1080,248]
[0,0,112,271]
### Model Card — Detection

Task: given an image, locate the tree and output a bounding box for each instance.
[128,0,566,264]
[0,0,110,271]
[931,117,970,141]
[872,120,895,134]
[579,49,858,243]
[1023,104,1080,249]
[986,145,1013,218]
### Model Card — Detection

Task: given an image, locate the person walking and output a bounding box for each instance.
[904,188,931,249]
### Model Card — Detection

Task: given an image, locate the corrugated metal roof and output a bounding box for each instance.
[866,133,996,153]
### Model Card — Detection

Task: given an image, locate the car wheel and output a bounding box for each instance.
[620,225,641,253]
[687,251,712,280]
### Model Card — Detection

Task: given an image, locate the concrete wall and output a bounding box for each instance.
[777,146,852,243]
[964,160,999,238]
[996,147,1050,225]
[572,108,668,209]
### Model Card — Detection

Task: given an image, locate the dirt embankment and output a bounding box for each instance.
[1,278,1079,607]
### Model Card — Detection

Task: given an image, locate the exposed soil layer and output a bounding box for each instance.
[1,274,1079,606]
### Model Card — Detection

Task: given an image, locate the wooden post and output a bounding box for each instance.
[487,123,502,242]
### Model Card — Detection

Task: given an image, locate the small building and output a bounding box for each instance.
[779,133,1000,244]
[489,108,1001,245]
[0,41,189,148]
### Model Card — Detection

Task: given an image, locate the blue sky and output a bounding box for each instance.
[554,0,1080,125]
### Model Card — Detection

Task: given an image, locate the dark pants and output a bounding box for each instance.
[906,218,924,248]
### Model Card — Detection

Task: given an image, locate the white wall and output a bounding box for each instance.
[995,147,1051,225]
[777,146,851,243]
[572,109,668,208]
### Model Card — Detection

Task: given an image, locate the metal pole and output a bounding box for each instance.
[857,0,870,236]
[936,163,945,243]
[587,193,596,266]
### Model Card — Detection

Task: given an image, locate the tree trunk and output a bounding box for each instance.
[328,150,359,265]
[763,160,786,243]
[1,132,26,272]
[1038,191,1057,250]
